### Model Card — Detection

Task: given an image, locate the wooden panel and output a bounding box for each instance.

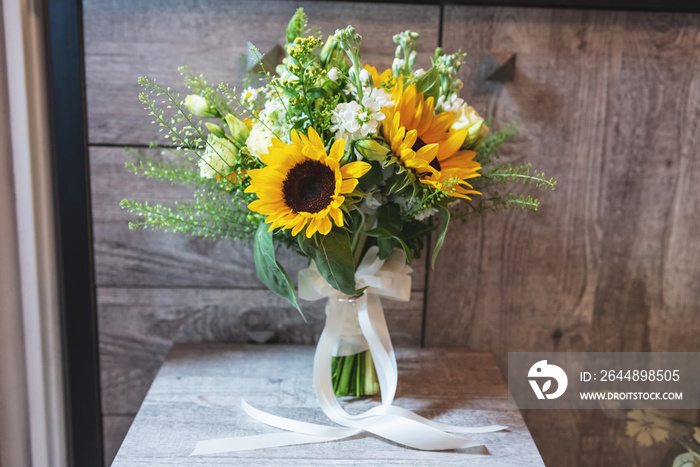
[89,146,426,289]
[431,6,700,466]
[98,288,424,415]
[430,4,700,357]
[83,0,440,146]
[112,344,544,466]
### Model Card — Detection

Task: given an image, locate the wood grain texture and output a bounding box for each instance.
[111,344,544,466]
[430,6,700,466]
[103,416,134,466]
[89,146,426,289]
[98,288,424,415]
[83,0,440,146]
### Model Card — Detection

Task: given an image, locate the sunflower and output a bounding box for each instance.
[381,80,482,199]
[245,127,370,237]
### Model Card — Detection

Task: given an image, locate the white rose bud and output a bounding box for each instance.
[246,123,273,158]
[359,68,370,84]
[327,67,339,81]
[184,94,219,118]
[199,135,238,179]
[452,103,489,150]
[205,122,225,138]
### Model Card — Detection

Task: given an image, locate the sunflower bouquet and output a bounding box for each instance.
[122,9,555,397]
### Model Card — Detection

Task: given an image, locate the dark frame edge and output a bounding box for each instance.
[43,0,104,466]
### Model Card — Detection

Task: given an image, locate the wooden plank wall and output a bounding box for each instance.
[429,6,700,467]
[83,1,700,465]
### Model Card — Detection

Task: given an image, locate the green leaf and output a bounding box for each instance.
[364,227,411,261]
[414,66,441,101]
[369,204,409,261]
[306,87,328,99]
[376,203,402,234]
[432,204,451,269]
[357,161,383,191]
[282,87,299,98]
[385,171,415,195]
[253,223,302,316]
[298,229,357,295]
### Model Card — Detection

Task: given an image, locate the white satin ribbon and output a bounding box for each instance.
[191,247,506,456]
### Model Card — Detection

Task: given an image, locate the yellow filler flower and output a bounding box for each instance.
[246,127,371,238]
[382,80,481,199]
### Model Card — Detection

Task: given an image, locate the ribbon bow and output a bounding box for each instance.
[192,247,506,455]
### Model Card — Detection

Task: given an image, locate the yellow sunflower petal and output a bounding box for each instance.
[330,206,344,227]
[306,217,321,238]
[415,143,439,163]
[290,129,303,146]
[340,161,371,179]
[437,129,468,160]
[318,217,332,235]
[439,150,478,170]
[307,127,325,150]
[340,178,358,193]
[290,217,307,236]
[329,138,345,161]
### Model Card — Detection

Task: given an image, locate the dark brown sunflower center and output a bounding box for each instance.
[282,160,335,213]
[411,136,441,171]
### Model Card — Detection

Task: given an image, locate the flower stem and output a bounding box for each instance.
[331,351,379,397]
[364,351,379,394]
[336,354,355,396]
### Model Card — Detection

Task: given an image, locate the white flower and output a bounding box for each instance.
[184,94,217,118]
[393,58,405,70]
[199,136,238,178]
[240,87,260,105]
[245,93,292,156]
[414,68,425,77]
[327,67,339,81]
[452,102,489,149]
[359,68,370,85]
[246,123,274,158]
[414,207,438,221]
[363,86,394,110]
[262,96,286,118]
[330,101,363,140]
[330,88,394,141]
[359,191,385,215]
[436,93,464,113]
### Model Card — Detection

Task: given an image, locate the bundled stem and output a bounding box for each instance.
[330,220,380,397]
[331,350,379,397]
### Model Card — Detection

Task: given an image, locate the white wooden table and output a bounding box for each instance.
[111,344,544,466]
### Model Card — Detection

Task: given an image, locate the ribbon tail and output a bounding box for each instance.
[190,432,348,455]
[361,414,484,451]
[358,293,397,403]
[241,400,359,438]
[189,400,361,455]
[378,405,508,434]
